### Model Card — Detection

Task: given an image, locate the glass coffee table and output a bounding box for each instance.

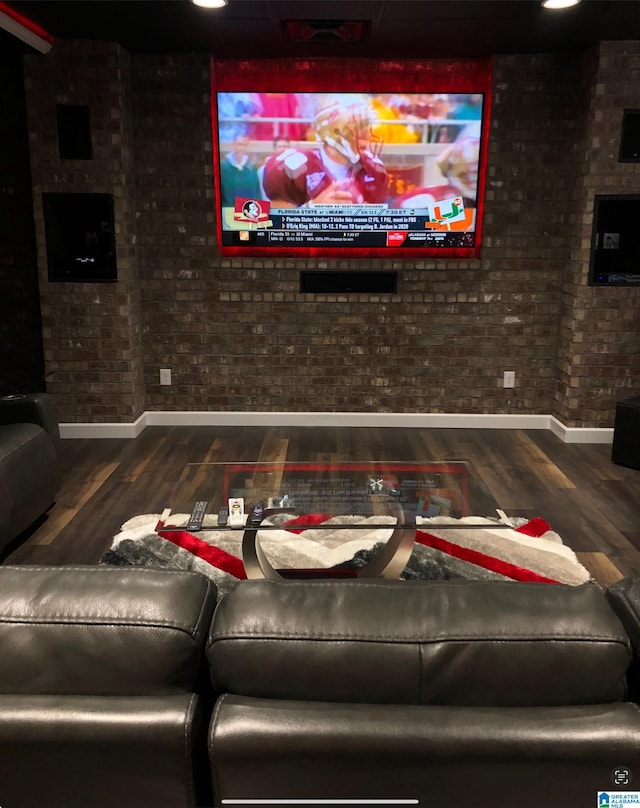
[159,460,504,580]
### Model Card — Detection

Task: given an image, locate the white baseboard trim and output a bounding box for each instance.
[59,413,148,439]
[59,410,615,444]
[549,416,614,444]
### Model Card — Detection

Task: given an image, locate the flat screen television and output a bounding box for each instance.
[212,59,491,259]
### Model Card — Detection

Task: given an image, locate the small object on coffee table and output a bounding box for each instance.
[228,497,245,527]
[186,500,208,532]
[247,501,265,527]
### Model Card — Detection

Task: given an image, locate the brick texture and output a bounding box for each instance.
[17,42,640,426]
[555,42,640,427]
[24,41,145,421]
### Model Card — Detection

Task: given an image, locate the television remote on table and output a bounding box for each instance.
[186,500,208,532]
[217,506,229,526]
[247,501,265,527]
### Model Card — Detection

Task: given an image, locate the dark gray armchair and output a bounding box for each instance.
[0,392,60,552]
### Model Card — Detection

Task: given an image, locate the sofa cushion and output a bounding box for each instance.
[209,695,640,808]
[0,566,217,695]
[208,579,631,706]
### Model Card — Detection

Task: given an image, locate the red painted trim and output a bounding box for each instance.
[0,2,53,43]
[219,245,479,259]
[210,66,224,256]
[214,57,492,93]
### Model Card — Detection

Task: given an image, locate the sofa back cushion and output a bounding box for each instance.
[0,566,217,695]
[208,579,631,707]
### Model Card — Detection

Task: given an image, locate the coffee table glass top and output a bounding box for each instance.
[159,461,505,580]
[160,460,500,531]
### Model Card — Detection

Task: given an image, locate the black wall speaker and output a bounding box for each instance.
[619,109,640,162]
[43,192,117,283]
[300,271,398,294]
[56,104,92,160]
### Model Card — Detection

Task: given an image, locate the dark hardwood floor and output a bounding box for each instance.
[3,425,640,587]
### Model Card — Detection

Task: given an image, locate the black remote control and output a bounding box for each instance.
[217,506,229,526]
[186,500,208,532]
[247,501,265,527]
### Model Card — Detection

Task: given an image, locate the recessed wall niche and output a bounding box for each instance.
[588,194,640,287]
[56,104,93,160]
[43,192,117,283]
[619,109,640,162]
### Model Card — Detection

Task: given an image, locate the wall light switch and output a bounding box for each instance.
[160,368,172,385]
[503,370,515,389]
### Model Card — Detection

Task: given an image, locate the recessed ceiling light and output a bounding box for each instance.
[542,0,580,9]
[192,0,228,8]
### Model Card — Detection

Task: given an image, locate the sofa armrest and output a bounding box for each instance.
[0,393,60,447]
[607,578,640,701]
[0,693,210,808]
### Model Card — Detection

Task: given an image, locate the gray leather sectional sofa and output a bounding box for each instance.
[0,565,639,808]
[0,393,59,553]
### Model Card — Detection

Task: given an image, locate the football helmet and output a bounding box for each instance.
[314,101,383,164]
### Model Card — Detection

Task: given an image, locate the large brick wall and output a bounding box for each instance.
[555,41,640,427]
[24,41,145,421]
[18,41,640,426]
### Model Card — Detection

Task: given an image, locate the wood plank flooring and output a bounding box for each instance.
[3,425,640,588]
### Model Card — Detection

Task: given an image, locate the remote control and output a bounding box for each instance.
[217,506,229,526]
[186,500,208,532]
[247,501,265,527]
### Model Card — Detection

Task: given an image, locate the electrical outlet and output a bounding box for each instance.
[503,370,515,389]
[159,368,172,385]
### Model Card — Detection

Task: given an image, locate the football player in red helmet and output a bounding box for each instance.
[263,98,389,207]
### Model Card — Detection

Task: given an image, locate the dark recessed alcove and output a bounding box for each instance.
[588,194,640,286]
[56,104,93,160]
[43,192,117,283]
[619,109,640,162]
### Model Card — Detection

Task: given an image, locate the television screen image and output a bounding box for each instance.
[214,90,487,258]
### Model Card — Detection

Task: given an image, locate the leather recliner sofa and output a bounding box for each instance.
[0,393,60,554]
[0,566,218,808]
[0,565,639,808]
[207,578,640,808]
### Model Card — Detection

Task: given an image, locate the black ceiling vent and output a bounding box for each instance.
[283,20,367,43]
